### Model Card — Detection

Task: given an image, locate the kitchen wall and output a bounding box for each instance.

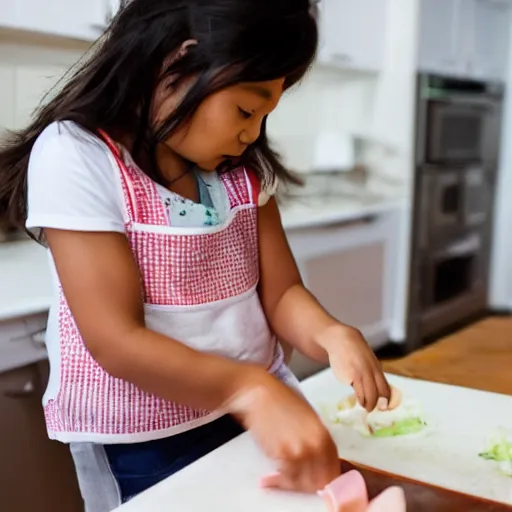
[490,23,512,310]
[268,0,420,198]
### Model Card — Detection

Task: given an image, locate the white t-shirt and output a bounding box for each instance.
[25,121,272,404]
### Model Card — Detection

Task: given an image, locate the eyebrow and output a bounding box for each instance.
[241,84,273,100]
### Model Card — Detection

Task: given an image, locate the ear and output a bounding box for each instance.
[177,39,198,58]
[161,39,198,77]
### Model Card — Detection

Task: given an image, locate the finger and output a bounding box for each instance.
[261,458,301,489]
[352,378,366,409]
[260,472,283,489]
[261,469,304,492]
[362,372,378,412]
[388,386,403,409]
[375,372,392,410]
[314,454,342,491]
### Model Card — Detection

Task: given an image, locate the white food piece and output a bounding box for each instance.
[332,387,425,437]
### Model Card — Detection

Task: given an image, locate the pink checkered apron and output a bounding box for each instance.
[43,132,299,444]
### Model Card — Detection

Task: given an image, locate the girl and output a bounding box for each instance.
[0,0,392,510]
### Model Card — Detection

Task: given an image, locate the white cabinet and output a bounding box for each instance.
[0,314,48,374]
[471,0,511,80]
[418,0,511,81]
[418,0,462,76]
[0,0,110,41]
[318,0,388,72]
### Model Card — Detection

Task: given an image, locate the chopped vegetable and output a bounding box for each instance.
[331,390,427,438]
[479,428,512,477]
[371,417,426,438]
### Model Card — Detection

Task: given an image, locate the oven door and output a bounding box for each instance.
[426,98,498,164]
[463,166,491,227]
[417,231,488,340]
[421,233,484,310]
[422,168,463,236]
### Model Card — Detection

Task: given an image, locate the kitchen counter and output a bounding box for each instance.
[0,240,52,321]
[113,368,512,511]
[279,196,406,231]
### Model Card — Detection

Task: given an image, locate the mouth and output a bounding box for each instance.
[216,155,242,172]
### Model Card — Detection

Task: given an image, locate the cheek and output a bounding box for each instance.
[176,103,235,155]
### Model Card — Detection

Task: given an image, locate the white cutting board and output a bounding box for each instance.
[114,371,512,511]
[306,372,512,505]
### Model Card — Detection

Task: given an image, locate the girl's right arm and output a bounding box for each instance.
[45,227,251,410]
[45,227,340,493]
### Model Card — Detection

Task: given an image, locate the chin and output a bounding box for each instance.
[196,162,219,172]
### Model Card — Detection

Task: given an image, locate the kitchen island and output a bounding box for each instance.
[113,367,512,511]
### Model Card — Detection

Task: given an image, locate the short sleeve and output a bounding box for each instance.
[258,176,279,207]
[26,121,125,235]
[245,167,279,207]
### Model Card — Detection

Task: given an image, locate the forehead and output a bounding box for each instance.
[228,79,285,104]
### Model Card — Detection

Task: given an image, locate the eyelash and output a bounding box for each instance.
[238,107,253,120]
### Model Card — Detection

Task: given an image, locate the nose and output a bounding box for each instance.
[239,120,262,146]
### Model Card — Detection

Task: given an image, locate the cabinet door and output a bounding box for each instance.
[302,242,386,340]
[418,0,463,76]
[0,0,107,41]
[0,362,83,512]
[288,240,388,381]
[318,0,388,72]
[470,0,511,80]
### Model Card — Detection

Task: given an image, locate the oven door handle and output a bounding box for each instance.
[434,96,499,110]
[438,234,481,258]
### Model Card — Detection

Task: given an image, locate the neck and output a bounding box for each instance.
[155,143,190,185]
[113,130,192,182]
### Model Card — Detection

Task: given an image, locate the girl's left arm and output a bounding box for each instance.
[257,198,391,411]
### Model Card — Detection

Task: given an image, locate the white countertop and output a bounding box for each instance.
[0,240,52,321]
[0,198,405,322]
[114,370,512,511]
[279,197,406,231]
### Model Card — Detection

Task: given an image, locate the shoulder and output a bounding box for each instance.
[244,168,279,207]
[30,121,111,167]
[26,121,125,233]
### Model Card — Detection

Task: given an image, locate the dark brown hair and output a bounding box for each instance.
[0,0,318,231]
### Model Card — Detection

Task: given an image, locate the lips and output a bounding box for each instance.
[216,156,242,172]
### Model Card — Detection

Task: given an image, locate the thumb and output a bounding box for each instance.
[260,472,283,489]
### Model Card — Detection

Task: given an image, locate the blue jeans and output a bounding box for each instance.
[102,415,244,503]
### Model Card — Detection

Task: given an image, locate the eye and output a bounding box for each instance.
[238,106,253,120]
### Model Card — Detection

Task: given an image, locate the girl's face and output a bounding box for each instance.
[153,78,285,172]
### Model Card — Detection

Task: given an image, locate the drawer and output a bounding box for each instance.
[0,314,48,373]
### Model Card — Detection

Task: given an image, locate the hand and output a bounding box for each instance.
[225,367,340,493]
[318,325,391,412]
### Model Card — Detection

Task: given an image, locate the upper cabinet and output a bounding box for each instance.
[317,0,389,73]
[418,0,461,77]
[0,0,119,42]
[471,0,511,81]
[418,0,511,81]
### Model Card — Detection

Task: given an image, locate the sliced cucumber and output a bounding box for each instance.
[371,417,426,438]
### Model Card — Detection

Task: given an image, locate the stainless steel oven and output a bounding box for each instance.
[417,232,488,339]
[407,73,504,349]
[420,165,492,241]
[417,75,503,166]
